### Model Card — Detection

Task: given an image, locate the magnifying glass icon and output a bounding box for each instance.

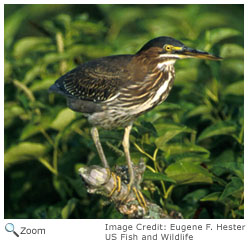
[5,223,19,237]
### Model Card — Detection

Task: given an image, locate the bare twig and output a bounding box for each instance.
[79,160,182,219]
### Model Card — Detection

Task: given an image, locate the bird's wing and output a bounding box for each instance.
[50,55,133,102]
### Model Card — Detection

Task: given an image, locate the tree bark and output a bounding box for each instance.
[79,160,182,219]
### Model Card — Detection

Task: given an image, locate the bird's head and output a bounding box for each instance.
[136,36,222,62]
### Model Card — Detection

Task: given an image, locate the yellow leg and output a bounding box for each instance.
[137,189,147,208]
[91,127,109,169]
[108,173,122,197]
[122,124,134,192]
[132,187,147,209]
[116,175,121,192]
[108,173,117,197]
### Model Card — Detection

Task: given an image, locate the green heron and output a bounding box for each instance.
[49,36,221,199]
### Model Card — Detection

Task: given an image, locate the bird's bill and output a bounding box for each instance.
[178,47,222,60]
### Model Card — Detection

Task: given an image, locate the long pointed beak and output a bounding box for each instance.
[178,47,222,61]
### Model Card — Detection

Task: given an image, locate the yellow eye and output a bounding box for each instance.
[164,45,173,52]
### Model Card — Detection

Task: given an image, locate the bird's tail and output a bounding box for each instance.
[49,83,60,93]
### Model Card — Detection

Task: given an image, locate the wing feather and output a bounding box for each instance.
[50,55,133,102]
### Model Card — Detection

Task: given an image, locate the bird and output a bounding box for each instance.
[49,36,221,200]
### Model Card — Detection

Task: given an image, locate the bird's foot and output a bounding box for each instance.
[116,160,147,209]
[79,161,173,218]
[131,185,147,209]
[117,183,147,210]
[107,172,122,197]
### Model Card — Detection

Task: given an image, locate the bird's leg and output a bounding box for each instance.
[91,127,109,169]
[122,124,134,193]
[122,124,147,209]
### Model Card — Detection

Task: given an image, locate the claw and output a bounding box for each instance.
[116,175,121,192]
[132,187,147,209]
[108,172,118,197]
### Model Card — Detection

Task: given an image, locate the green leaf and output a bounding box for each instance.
[72,19,107,35]
[197,121,237,142]
[45,206,62,219]
[4,59,12,82]
[155,124,192,148]
[186,105,211,118]
[143,170,176,183]
[42,52,69,65]
[175,68,198,85]
[74,163,86,174]
[205,28,241,47]
[219,177,243,200]
[165,162,213,185]
[170,154,210,165]
[223,59,244,76]
[4,8,28,48]
[183,189,209,203]
[208,150,243,180]
[161,143,210,164]
[20,124,43,141]
[135,121,157,137]
[4,142,47,167]
[161,143,210,156]
[155,129,184,148]
[160,103,182,111]
[200,192,221,202]
[20,114,54,140]
[220,44,244,58]
[100,129,124,141]
[65,175,87,198]
[23,66,45,85]
[222,162,244,179]
[4,102,26,128]
[53,176,69,200]
[13,37,52,58]
[196,13,228,30]
[50,108,76,131]
[115,152,142,166]
[61,198,78,219]
[223,81,244,96]
[55,14,72,30]
[100,6,143,27]
[211,161,244,180]
[67,44,111,59]
[30,77,58,92]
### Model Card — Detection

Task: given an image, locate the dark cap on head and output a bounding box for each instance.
[137,36,185,53]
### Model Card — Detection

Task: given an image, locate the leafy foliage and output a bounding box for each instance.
[4,4,244,219]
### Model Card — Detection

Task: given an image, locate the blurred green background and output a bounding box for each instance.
[4,4,244,219]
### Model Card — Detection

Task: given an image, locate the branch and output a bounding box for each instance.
[78,160,183,219]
